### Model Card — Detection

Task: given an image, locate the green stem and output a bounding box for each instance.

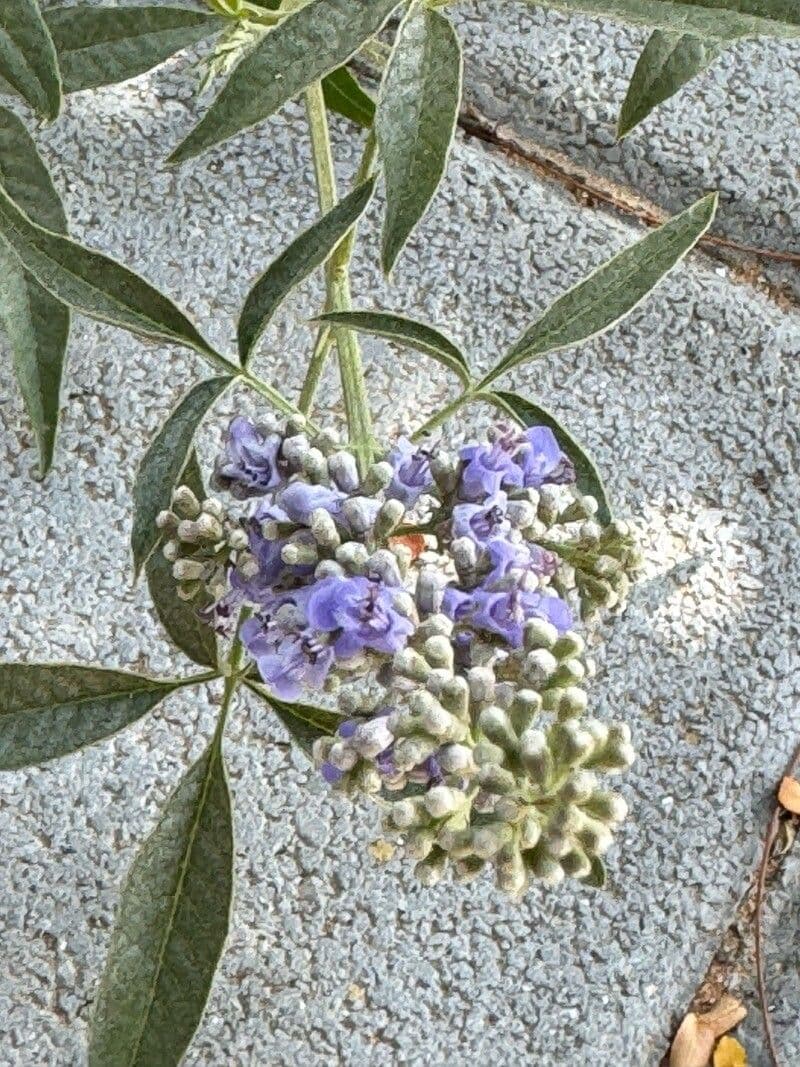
[214,606,251,745]
[411,388,473,442]
[304,81,375,474]
[298,129,379,417]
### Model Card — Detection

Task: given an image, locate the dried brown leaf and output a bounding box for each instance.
[670,997,746,1067]
[778,776,800,815]
[713,1035,747,1067]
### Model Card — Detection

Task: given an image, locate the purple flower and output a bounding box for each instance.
[458,441,522,501]
[241,613,334,700]
[469,587,572,646]
[277,482,345,525]
[306,576,414,659]
[451,493,511,545]
[482,537,557,585]
[514,426,575,488]
[387,437,434,506]
[215,417,284,498]
[321,762,344,784]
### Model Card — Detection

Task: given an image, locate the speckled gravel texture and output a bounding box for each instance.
[454,0,800,305]
[1,16,800,1067]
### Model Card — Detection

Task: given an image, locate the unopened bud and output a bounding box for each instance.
[171,485,200,518]
[327,451,360,492]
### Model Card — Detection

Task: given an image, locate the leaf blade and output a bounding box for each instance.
[316,309,471,386]
[146,452,218,669]
[132,376,232,577]
[45,4,224,93]
[245,680,342,757]
[0,106,70,476]
[0,180,218,359]
[525,0,800,40]
[377,8,463,274]
[168,0,398,164]
[0,0,62,120]
[88,740,233,1067]
[322,65,375,127]
[237,177,376,365]
[0,664,183,770]
[618,31,721,137]
[481,192,718,386]
[484,389,613,524]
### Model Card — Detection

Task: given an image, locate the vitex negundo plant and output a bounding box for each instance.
[0,1,726,1064]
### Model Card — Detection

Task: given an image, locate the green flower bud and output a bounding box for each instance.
[375,499,406,539]
[560,848,592,879]
[467,666,495,705]
[423,786,466,818]
[363,460,394,494]
[172,559,206,582]
[523,618,558,650]
[552,631,585,659]
[415,849,448,887]
[423,635,454,672]
[156,509,178,532]
[557,686,588,719]
[171,485,200,519]
[471,823,513,859]
[478,706,517,752]
[310,508,341,550]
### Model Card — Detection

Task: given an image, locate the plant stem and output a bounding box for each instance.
[298,129,379,417]
[411,388,473,441]
[304,81,375,474]
[214,606,251,746]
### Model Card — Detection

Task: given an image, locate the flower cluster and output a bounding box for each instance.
[158,413,640,896]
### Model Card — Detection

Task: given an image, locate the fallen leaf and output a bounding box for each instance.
[702,995,747,1038]
[389,533,427,560]
[670,997,746,1067]
[713,1035,747,1067]
[670,1013,715,1067]
[368,839,396,863]
[778,776,800,815]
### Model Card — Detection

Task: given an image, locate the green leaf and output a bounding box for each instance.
[0,664,190,770]
[245,680,342,757]
[131,376,232,577]
[146,452,218,669]
[617,31,721,137]
[526,0,800,40]
[44,5,224,94]
[237,177,376,365]
[0,0,61,120]
[479,192,717,388]
[0,106,69,476]
[88,739,233,1067]
[484,389,612,524]
[322,65,375,127]
[582,854,608,889]
[0,181,218,359]
[168,0,398,164]
[316,309,471,387]
[377,8,462,274]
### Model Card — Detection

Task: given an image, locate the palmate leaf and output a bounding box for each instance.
[478,192,717,389]
[168,0,398,164]
[377,7,463,274]
[88,738,233,1067]
[617,31,721,137]
[322,66,375,128]
[0,106,70,477]
[146,452,218,669]
[316,309,471,387]
[245,680,342,757]
[44,4,225,93]
[131,376,233,577]
[0,664,202,770]
[483,389,612,524]
[0,0,61,120]
[0,181,218,359]
[238,177,376,365]
[527,0,800,40]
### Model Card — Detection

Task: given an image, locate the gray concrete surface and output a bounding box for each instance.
[1,17,800,1066]
[454,0,800,305]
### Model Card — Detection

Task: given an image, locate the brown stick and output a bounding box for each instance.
[458,105,800,268]
[754,739,800,1067]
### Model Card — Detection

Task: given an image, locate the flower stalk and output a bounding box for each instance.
[304,81,375,475]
